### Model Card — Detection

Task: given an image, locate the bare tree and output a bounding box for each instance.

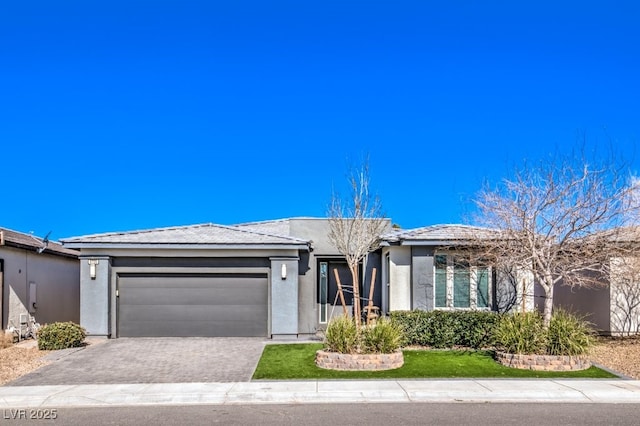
[473,149,640,327]
[328,160,388,328]
[610,256,640,336]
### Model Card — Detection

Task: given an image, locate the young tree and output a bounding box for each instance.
[473,149,640,327]
[328,160,388,328]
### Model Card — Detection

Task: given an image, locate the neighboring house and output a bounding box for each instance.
[553,256,640,336]
[61,219,536,339]
[1,227,80,333]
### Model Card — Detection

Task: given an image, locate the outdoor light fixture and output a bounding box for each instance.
[88,259,99,280]
[281,263,287,280]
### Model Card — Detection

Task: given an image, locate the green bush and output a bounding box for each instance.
[37,322,86,350]
[495,312,547,355]
[360,318,404,354]
[324,315,359,354]
[547,309,595,356]
[389,310,500,349]
[496,310,595,356]
[324,315,405,354]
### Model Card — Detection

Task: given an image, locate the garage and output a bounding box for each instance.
[117,273,268,337]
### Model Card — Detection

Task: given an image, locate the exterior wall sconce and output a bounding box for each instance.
[88,259,99,280]
[281,263,287,280]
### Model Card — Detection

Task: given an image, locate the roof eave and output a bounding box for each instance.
[397,239,490,246]
[62,242,310,251]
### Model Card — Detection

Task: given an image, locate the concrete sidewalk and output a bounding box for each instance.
[0,379,639,407]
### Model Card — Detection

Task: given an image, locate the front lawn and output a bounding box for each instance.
[252,343,617,380]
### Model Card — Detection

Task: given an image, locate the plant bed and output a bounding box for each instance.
[315,349,404,371]
[495,351,591,371]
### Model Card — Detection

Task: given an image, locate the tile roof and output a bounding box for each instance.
[233,218,293,237]
[0,227,79,258]
[61,223,310,246]
[383,224,500,243]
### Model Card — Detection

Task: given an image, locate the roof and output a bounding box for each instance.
[233,218,293,237]
[61,223,310,248]
[382,224,500,245]
[0,227,79,258]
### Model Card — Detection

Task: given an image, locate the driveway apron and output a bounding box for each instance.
[6,338,267,386]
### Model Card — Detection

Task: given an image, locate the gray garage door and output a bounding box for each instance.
[118,274,268,337]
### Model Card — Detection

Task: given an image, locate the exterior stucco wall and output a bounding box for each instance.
[289,219,389,335]
[411,246,434,310]
[270,257,299,338]
[608,257,640,336]
[1,246,79,330]
[290,219,337,336]
[495,268,535,313]
[78,248,300,338]
[384,246,412,311]
[554,283,611,334]
[80,256,110,336]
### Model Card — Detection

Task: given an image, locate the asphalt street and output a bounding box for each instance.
[3,403,639,426]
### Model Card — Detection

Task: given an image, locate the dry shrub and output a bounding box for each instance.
[0,332,14,349]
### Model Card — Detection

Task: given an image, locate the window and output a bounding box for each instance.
[435,255,447,307]
[319,262,328,323]
[434,254,492,309]
[476,267,490,308]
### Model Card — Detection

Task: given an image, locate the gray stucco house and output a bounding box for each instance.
[61,219,535,339]
[1,227,80,334]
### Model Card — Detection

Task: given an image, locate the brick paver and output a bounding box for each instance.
[7,338,267,386]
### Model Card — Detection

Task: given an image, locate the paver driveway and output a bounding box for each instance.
[7,338,267,386]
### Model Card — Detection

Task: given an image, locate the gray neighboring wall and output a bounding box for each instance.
[0,228,80,330]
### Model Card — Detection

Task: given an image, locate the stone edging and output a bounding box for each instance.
[495,351,591,371]
[315,349,404,371]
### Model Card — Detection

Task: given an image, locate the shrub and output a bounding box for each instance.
[360,318,404,354]
[37,322,86,350]
[547,309,595,356]
[324,315,359,354]
[324,315,405,354]
[495,312,547,355]
[1,332,13,349]
[389,310,500,349]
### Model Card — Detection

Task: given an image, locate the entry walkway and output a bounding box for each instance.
[1,379,639,407]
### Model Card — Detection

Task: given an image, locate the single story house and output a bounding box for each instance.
[1,227,80,334]
[61,218,535,339]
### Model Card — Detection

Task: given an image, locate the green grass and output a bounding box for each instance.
[252,343,617,380]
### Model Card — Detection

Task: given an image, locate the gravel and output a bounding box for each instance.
[0,345,49,385]
[590,336,640,379]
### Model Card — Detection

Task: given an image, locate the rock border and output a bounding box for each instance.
[315,349,404,371]
[495,351,591,371]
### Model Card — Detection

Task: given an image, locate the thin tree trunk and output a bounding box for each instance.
[351,266,361,328]
[543,287,554,328]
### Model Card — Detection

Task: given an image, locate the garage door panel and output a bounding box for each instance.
[122,320,265,337]
[121,286,267,306]
[119,304,266,322]
[118,275,268,337]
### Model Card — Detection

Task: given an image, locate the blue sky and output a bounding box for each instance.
[2,1,639,239]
